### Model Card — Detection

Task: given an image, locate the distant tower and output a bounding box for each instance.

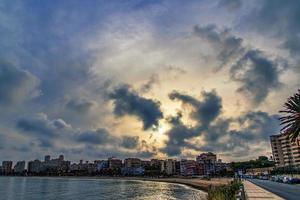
[59,155,64,161]
[45,155,51,162]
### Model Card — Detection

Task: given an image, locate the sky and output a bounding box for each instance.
[0,0,299,163]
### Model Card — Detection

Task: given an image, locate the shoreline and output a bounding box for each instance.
[1,175,231,192]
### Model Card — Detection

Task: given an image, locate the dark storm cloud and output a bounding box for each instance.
[161,116,198,156]
[109,85,163,130]
[196,111,280,156]
[194,25,244,69]
[169,90,222,127]
[230,50,283,105]
[16,114,70,147]
[218,0,242,11]
[242,0,300,66]
[139,73,160,93]
[0,62,39,106]
[52,119,71,129]
[194,24,287,105]
[17,116,55,137]
[121,136,139,149]
[162,90,222,156]
[66,98,96,113]
[76,128,113,145]
[161,88,280,157]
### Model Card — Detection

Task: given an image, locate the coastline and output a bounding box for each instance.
[114,177,231,192]
[1,176,231,192]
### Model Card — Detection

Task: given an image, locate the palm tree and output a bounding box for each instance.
[279,89,300,142]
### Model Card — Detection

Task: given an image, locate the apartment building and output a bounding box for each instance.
[270,132,300,167]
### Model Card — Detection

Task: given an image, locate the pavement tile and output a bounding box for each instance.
[243,180,284,200]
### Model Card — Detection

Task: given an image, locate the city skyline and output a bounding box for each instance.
[0,152,228,177]
[1,0,300,163]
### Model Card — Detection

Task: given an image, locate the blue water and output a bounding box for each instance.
[0,177,207,200]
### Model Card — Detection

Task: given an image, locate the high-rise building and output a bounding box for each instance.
[196,152,217,175]
[180,159,197,176]
[165,159,176,175]
[124,158,141,168]
[108,157,122,169]
[28,160,42,173]
[45,155,51,162]
[270,132,300,167]
[14,161,26,174]
[2,161,13,174]
[59,155,64,161]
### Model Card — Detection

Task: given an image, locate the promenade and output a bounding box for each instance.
[243,180,284,200]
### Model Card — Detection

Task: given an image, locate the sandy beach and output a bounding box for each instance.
[113,177,232,192]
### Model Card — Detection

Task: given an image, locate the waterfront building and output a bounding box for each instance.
[270,132,300,167]
[180,159,197,176]
[1,161,13,175]
[43,155,70,173]
[175,160,181,174]
[14,161,26,174]
[70,163,81,171]
[108,157,122,169]
[122,166,145,176]
[165,159,176,175]
[96,160,109,171]
[123,158,144,176]
[28,160,43,173]
[141,160,151,168]
[196,152,217,175]
[124,158,141,168]
[44,155,51,162]
[27,155,70,174]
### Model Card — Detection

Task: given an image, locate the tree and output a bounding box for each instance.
[279,89,300,142]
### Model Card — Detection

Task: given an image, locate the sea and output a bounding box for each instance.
[0,176,207,200]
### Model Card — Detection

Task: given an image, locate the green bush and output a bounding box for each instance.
[207,179,242,200]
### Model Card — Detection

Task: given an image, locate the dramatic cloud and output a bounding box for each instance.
[121,136,139,149]
[139,73,160,93]
[76,128,113,145]
[194,25,287,105]
[0,0,294,161]
[162,90,222,156]
[66,98,97,114]
[0,62,40,106]
[219,0,242,11]
[16,114,71,147]
[169,90,222,127]
[194,24,244,69]
[230,50,283,105]
[242,0,300,66]
[109,85,163,130]
[200,111,280,153]
[162,113,198,156]
[162,88,280,157]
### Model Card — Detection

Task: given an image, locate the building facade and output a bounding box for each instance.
[108,157,123,169]
[196,152,217,175]
[124,158,141,168]
[180,159,197,176]
[270,132,300,167]
[14,161,26,174]
[1,161,13,174]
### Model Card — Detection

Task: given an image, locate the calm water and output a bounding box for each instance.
[0,177,207,200]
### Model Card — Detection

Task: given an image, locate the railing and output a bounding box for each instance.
[236,185,246,200]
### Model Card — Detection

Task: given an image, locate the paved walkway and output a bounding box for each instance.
[243,180,284,200]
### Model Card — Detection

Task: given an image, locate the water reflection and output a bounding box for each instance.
[0,177,207,200]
